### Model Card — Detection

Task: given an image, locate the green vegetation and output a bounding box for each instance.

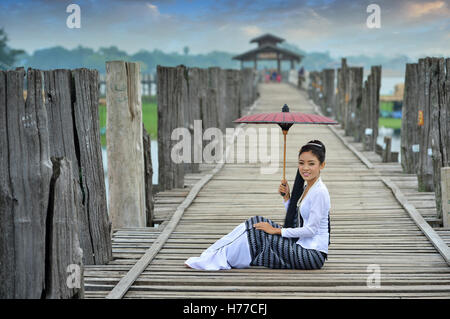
[380,101,394,112]
[98,98,158,147]
[0,28,25,70]
[379,101,401,129]
[379,117,401,130]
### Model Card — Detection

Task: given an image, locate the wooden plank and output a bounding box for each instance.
[381,176,450,265]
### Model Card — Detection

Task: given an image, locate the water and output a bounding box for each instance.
[377,126,401,163]
[101,140,158,205]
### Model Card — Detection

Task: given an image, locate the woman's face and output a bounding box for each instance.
[298,150,325,183]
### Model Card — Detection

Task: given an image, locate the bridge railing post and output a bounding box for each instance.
[442,167,450,228]
[322,68,335,118]
[106,60,146,229]
[401,63,420,174]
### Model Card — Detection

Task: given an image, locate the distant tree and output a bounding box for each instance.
[98,46,129,60]
[183,46,190,55]
[0,28,25,70]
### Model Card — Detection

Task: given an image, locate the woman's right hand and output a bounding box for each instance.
[279,179,290,201]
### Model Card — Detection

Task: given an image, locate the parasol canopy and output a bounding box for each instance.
[234,104,338,131]
[233,104,339,195]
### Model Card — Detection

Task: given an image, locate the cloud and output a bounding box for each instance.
[2,0,450,58]
[406,0,448,18]
[146,2,161,17]
[241,25,262,36]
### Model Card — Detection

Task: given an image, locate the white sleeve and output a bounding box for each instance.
[281,190,326,238]
[283,198,290,211]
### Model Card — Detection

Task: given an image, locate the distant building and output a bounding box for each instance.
[232,33,303,74]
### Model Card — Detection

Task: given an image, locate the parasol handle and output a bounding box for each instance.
[280,130,287,197]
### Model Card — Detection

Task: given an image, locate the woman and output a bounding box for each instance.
[184,140,330,270]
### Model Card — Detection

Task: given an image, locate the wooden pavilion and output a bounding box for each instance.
[233,33,303,73]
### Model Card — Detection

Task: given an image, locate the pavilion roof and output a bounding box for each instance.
[232,44,303,62]
[250,33,285,44]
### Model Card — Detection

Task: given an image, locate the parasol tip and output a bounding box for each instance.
[282,104,290,112]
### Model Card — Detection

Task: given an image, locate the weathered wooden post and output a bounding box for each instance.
[441,167,450,228]
[318,71,325,113]
[0,68,52,298]
[225,69,241,129]
[308,71,315,101]
[107,61,146,228]
[322,69,335,118]
[368,66,381,151]
[206,67,220,130]
[157,65,185,192]
[186,67,202,174]
[72,68,113,263]
[208,67,226,132]
[417,58,435,192]
[315,71,322,107]
[218,68,228,132]
[345,67,363,139]
[45,68,112,265]
[143,125,155,227]
[241,68,254,111]
[337,58,349,128]
[382,136,392,163]
[401,63,420,173]
[45,157,84,299]
[430,57,450,221]
[361,78,370,149]
[1,67,113,298]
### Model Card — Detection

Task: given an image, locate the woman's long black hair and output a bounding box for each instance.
[283,168,305,228]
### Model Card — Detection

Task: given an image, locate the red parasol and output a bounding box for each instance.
[233,104,338,195]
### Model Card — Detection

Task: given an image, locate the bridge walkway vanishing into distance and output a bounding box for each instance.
[84,83,450,299]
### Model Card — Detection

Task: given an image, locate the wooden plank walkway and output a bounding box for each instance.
[84,83,450,299]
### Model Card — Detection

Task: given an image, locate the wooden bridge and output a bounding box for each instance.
[84,83,450,299]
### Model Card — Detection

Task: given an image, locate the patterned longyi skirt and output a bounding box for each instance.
[245,216,326,270]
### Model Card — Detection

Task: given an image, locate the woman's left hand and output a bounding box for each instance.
[253,222,277,235]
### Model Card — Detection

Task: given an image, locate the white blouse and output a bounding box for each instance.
[281,176,330,254]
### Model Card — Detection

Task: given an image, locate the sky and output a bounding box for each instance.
[1,0,449,60]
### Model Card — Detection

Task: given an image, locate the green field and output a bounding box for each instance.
[98,99,158,147]
[380,101,394,112]
[379,117,401,130]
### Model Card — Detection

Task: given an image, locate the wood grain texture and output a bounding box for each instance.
[417,58,434,192]
[107,61,146,229]
[143,125,155,227]
[73,68,112,264]
[45,157,84,299]
[401,63,420,174]
[1,68,52,298]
